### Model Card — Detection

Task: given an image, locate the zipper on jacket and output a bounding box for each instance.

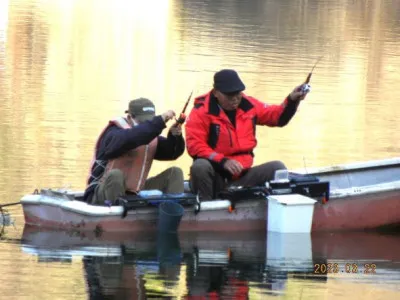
[227,128,233,147]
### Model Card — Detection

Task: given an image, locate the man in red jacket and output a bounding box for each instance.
[185,69,308,200]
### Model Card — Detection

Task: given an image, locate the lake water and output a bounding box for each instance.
[1,0,400,298]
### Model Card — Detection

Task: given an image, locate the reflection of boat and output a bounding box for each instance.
[312,231,400,261]
[311,232,400,285]
[20,225,400,298]
[20,224,267,263]
[20,225,270,298]
[20,225,328,298]
[20,157,400,232]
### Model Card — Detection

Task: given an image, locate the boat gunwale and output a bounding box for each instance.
[21,193,265,218]
[330,180,400,199]
[20,180,400,217]
[292,157,400,175]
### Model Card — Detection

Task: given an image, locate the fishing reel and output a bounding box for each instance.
[301,84,311,94]
[174,91,193,127]
[175,113,186,125]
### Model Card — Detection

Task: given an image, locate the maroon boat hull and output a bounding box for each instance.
[22,188,400,233]
[312,190,400,232]
[22,199,267,233]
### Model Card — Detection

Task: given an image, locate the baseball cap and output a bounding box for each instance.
[125,98,156,122]
[213,69,246,93]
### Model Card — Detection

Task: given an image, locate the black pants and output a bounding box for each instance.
[189,158,286,200]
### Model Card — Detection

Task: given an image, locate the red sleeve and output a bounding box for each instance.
[249,96,289,126]
[185,106,225,163]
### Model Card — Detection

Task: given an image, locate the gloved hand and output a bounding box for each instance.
[288,84,310,102]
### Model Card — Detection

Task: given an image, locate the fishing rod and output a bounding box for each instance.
[174,90,193,126]
[301,55,324,93]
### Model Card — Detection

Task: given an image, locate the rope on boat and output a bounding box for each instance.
[0,201,21,208]
[0,187,36,209]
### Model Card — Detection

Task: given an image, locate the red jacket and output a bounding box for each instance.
[185,91,298,173]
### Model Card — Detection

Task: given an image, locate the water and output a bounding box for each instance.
[1,0,400,298]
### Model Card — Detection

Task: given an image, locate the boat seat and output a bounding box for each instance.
[289,172,320,184]
[218,186,268,202]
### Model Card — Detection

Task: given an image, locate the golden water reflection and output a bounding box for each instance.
[1,0,400,198]
[1,1,400,297]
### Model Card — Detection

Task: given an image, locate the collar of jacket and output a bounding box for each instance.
[208,93,254,116]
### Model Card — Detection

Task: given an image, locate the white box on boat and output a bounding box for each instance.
[267,194,316,233]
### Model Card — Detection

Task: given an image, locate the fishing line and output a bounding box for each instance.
[301,54,325,93]
[305,55,324,84]
[303,156,309,175]
[299,54,326,171]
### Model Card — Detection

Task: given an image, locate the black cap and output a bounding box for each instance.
[213,69,246,93]
[125,97,155,122]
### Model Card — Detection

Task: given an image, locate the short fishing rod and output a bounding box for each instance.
[174,91,193,126]
[301,55,324,93]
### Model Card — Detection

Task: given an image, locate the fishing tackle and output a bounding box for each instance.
[174,91,193,126]
[301,55,324,93]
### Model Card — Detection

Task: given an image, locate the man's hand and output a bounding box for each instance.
[223,159,243,176]
[169,125,182,136]
[288,84,310,102]
[161,110,176,123]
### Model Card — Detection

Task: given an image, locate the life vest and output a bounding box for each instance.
[87,117,158,193]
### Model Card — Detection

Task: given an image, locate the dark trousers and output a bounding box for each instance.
[189,158,286,200]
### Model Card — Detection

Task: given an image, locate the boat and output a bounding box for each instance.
[20,157,400,233]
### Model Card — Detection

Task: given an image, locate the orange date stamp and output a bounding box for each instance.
[314,263,377,274]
